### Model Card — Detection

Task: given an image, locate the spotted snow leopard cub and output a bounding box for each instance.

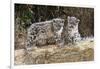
[64,16,81,44]
[26,18,64,50]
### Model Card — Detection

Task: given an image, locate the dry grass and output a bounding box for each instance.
[14,39,94,65]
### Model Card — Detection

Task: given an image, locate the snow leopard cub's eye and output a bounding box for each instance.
[40,30,45,33]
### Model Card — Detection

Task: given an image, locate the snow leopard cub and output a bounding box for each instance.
[65,16,81,44]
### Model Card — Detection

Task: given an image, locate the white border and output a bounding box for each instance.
[12,0,95,8]
[11,0,96,69]
[11,0,14,69]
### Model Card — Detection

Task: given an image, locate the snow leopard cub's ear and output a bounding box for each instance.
[67,16,70,23]
[77,19,80,23]
[67,16,70,19]
[52,19,56,23]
